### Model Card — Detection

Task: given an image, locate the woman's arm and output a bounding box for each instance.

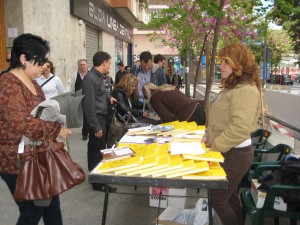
[0,82,61,141]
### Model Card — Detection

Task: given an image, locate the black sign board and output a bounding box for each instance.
[70,0,133,43]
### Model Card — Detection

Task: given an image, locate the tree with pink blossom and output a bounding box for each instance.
[146,0,258,115]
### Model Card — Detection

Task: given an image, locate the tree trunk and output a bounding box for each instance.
[193,35,210,98]
[204,0,226,124]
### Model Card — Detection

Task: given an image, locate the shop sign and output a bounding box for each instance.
[71,0,133,42]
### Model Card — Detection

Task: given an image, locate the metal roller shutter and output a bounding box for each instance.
[86,26,99,67]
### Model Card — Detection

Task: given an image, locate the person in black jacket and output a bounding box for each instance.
[114,62,126,85]
[111,74,149,120]
[74,59,89,140]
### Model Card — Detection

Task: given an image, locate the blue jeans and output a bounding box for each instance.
[0,173,63,225]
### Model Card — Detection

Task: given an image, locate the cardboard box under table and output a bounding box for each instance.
[88,173,227,225]
[149,187,187,209]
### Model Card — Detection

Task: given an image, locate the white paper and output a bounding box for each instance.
[170,142,204,155]
[114,147,133,156]
[18,136,26,154]
[119,135,156,144]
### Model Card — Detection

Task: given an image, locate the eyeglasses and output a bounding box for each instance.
[32,55,48,66]
[6,58,11,62]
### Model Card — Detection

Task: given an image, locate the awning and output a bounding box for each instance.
[113,7,143,28]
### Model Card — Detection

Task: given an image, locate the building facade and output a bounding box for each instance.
[0,0,143,89]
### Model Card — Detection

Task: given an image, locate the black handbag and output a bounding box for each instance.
[107,106,132,148]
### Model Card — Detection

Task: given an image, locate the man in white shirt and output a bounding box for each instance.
[74,59,89,140]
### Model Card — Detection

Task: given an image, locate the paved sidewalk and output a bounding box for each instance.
[1,127,296,225]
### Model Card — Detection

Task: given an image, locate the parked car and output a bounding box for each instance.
[282,74,293,85]
[270,74,293,85]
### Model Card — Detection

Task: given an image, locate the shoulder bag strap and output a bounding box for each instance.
[41,76,55,87]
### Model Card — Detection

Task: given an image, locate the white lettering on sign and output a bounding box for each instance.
[88,1,130,40]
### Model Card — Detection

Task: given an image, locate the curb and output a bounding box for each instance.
[271,121,294,138]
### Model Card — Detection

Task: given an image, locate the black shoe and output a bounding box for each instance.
[82,136,88,140]
[92,184,117,193]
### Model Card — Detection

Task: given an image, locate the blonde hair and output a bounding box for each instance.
[114,73,138,100]
[143,83,176,101]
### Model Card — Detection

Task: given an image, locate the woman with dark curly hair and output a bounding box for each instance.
[0,33,71,225]
[36,59,65,99]
[202,43,261,225]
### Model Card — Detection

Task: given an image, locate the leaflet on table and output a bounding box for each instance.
[126,124,175,135]
[169,142,205,155]
[101,147,136,162]
[117,142,159,156]
[91,156,142,174]
[173,134,204,142]
[182,150,224,163]
[119,135,157,144]
[165,161,210,178]
[141,155,183,177]
[119,134,174,144]
[114,155,158,175]
[152,160,195,178]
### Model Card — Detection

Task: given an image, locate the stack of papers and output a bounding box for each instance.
[91,121,227,180]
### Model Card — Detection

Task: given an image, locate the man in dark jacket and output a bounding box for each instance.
[75,59,89,140]
[114,62,126,85]
[82,51,117,192]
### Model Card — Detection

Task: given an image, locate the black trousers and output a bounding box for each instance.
[82,114,88,137]
[87,114,108,171]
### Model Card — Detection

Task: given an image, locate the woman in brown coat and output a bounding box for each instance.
[143,83,205,125]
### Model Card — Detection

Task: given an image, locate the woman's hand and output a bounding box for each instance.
[59,124,72,140]
[202,136,212,148]
[109,97,117,105]
[95,129,103,138]
[143,111,150,117]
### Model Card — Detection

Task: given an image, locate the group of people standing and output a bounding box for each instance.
[0,33,261,225]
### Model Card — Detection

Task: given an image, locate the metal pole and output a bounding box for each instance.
[263,19,268,88]
[185,49,190,96]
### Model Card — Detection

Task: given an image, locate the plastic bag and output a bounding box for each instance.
[173,198,210,225]
[173,208,195,225]
[193,198,210,225]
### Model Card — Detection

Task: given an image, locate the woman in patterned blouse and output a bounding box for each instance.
[0,33,71,225]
